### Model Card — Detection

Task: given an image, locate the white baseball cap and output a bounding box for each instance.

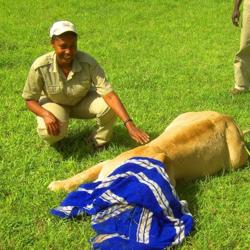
[49,21,77,38]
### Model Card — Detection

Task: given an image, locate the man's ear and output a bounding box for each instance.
[50,36,56,45]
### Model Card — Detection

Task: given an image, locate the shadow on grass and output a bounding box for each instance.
[52,125,159,161]
[175,180,201,236]
[175,159,249,237]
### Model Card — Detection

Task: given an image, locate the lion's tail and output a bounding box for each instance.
[243,128,250,136]
[243,128,250,157]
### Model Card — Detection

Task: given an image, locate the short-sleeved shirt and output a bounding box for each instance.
[22,51,113,106]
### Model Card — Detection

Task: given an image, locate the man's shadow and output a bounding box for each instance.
[53,125,159,161]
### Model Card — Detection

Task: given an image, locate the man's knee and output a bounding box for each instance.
[41,102,69,122]
[97,103,117,126]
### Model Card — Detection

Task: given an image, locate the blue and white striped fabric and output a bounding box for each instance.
[51,157,194,250]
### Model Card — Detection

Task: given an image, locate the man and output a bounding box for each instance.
[231,0,250,94]
[22,21,149,149]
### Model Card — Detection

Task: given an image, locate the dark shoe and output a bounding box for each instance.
[84,135,109,152]
[230,87,248,95]
[94,143,109,152]
[84,134,95,144]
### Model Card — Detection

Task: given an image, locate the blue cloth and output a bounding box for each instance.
[51,157,194,250]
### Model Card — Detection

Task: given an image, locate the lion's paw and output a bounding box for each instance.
[48,180,65,192]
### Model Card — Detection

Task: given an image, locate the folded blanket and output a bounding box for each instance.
[51,157,194,250]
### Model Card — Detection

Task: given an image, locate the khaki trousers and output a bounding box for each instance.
[37,91,116,145]
[234,0,250,90]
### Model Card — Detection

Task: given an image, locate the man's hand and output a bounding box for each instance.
[25,99,61,136]
[42,111,61,136]
[232,8,240,26]
[232,0,242,26]
[125,121,150,144]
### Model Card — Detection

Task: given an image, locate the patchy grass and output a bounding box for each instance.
[0,0,249,249]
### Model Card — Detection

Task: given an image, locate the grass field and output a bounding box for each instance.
[1,0,250,249]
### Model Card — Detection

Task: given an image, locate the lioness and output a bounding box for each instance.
[49,111,249,191]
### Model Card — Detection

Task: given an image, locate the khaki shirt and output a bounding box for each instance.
[22,51,113,106]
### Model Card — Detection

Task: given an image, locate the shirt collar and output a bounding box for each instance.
[71,53,82,73]
[50,52,59,73]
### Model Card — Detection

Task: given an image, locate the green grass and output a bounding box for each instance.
[1,0,250,249]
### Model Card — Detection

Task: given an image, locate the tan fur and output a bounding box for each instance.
[48,111,249,192]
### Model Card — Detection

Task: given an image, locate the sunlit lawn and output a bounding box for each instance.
[0,0,249,249]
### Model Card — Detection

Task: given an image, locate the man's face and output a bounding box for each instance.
[51,32,77,67]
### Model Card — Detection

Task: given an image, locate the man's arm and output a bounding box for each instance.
[232,0,243,26]
[103,91,150,144]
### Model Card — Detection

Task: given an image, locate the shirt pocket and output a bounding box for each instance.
[67,80,90,98]
[45,85,64,103]
[46,85,61,95]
